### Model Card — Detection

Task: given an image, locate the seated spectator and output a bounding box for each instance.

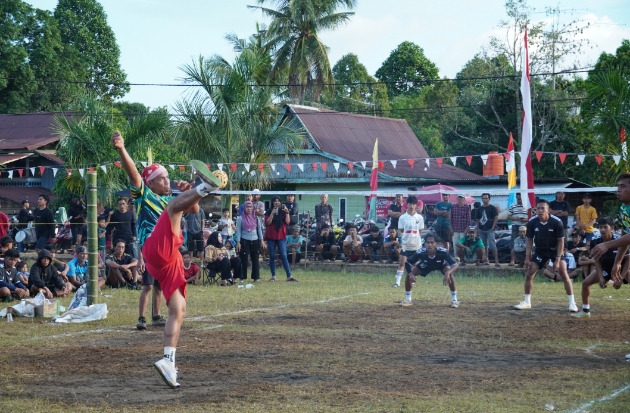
[182,250,201,285]
[105,239,138,289]
[544,248,578,281]
[205,232,242,286]
[383,227,402,264]
[0,249,29,301]
[16,260,29,285]
[567,232,587,257]
[67,246,88,291]
[28,249,72,298]
[44,243,69,278]
[343,224,365,263]
[363,225,384,263]
[512,226,527,267]
[0,236,14,266]
[315,225,338,261]
[225,240,236,257]
[455,227,485,266]
[286,226,304,265]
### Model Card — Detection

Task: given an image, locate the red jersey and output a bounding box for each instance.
[183,262,200,280]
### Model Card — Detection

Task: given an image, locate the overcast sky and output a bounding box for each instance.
[27,0,630,110]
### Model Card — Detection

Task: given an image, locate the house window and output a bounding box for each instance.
[339,198,346,222]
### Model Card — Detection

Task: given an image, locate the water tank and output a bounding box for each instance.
[482,151,505,176]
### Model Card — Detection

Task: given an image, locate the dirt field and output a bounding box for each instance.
[2,272,630,412]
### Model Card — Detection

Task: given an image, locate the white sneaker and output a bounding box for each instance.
[392,283,399,288]
[569,302,578,313]
[450,300,460,308]
[154,358,180,388]
[514,301,531,310]
[399,299,413,306]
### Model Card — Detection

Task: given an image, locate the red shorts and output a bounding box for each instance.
[143,212,187,304]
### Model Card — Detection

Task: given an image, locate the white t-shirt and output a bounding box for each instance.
[218,217,234,237]
[344,234,363,245]
[547,252,576,270]
[398,212,424,251]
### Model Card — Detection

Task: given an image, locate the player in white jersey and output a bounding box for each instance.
[393,195,424,288]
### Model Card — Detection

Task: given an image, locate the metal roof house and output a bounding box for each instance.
[0,113,70,212]
[263,105,485,222]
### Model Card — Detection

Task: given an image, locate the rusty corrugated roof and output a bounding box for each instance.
[0,186,57,206]
[0,112,72,151]
[0,153,32,165]
[287,105,483,181]
[34,150,64,165]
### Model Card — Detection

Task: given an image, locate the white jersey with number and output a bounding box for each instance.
[398,212,424,252]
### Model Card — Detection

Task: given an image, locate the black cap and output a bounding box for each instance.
[21,200,29,205]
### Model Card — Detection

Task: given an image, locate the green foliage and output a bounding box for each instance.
[323,53,389,113]
[54,0,129,100]
[0,0,84,113]
[375,41,439,99]
[175,33,307,190]
[249,0,356,104]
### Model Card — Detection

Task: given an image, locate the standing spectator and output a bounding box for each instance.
[97,216,107,262]
[575,193,598,248]
[476,193,499,267]
[388,194,404,234]
[508,193,529,266]
[185,207,205,259]
[236,201,264,282]
[218,208,235,245]
[33,194,55,252]
[433,193,453,253]
[393,195,424,288]
[0,211,8,239]
[383,227,402,264]
[238,194,254,215]
[252,189,267,258]
[363,225,384,263]
[314,194,333,231]
[514,200,577,312]
[265,196,298,282]
[286,226,304,265]
[283,193,299,232]
[451,194,471,253]
[109,198,137,258]
[68,197,86,249]
[205,232,242,286]
[16,200,34,252]
[549,191,570,237]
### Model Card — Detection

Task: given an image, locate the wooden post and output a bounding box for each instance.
[87,171,98,305]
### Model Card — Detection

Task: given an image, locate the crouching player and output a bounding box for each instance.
[150,161,223,388]
[399,232,460,308]
[572,217,630,318]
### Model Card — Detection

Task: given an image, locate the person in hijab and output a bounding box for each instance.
[205,231,242,286]
[264,196,298,282]
[236,201,265,282]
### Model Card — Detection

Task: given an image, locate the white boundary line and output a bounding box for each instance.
[567,383,630,413]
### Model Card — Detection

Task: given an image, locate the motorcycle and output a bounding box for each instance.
[10,216,36,251]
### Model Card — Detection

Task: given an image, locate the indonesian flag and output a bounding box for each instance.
[368,138,379,222]
[519,29,535,210]
[622,127,627,162]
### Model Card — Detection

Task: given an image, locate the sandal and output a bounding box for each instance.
[269,277,277,282]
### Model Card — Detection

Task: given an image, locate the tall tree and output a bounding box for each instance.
[324,53,389,114]
[248,0,356,104]
[375,41,439,99]
[54,0,129,100]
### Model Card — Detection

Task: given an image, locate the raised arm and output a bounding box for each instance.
[111,130,142,189]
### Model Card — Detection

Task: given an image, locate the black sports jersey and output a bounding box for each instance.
[407,247,456,276]
[590,234,627,270]
[526,215,564,255]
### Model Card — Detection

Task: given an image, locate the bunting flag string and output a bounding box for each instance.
[424,158,430,169]
[465,156,473,166]
[321,163,327,172]
[333,163,340,172]
[450,156,457,166]
[407,159,415,169]
[558,153,567,164]
[390,160,397,169]
[480,155,488,166]
[436,158,443,167]
[360,161,367,169]
[29,167,35,176]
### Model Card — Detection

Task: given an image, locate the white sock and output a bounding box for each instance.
[405,291,412,301]
[451,291,457,301]
[583,304,590,310]
[568,295,576,305]
[395,270,403,285]
[164,346,176,364]
[195,183,212,197]
[524,294,531,304]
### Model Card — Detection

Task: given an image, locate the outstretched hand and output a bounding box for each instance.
[590,243,609,261]
[174,180,192,192]
[111,130,124,150]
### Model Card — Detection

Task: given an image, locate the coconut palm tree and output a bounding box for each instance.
[248,0,356,104]
[175,32,305,190]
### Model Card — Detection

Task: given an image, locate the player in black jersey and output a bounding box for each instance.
[514,199,578,312]
[572,217,630,318]
[399,232,460,307]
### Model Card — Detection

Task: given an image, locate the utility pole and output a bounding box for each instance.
[86,171,98,305]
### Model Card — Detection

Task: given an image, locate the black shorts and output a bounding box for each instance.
[531,253,558,268]
[405,261,444,277]
[401,250,417,258]
[141,267,161,288]
[433,226,452,243]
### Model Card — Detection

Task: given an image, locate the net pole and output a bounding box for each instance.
[87,171,98,305]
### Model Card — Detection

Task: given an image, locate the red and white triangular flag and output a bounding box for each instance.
[535,151,543,162]
[311,163,318,171]
[577,154,585,165]
[230,164,237,172]
[450,156,457,165]
[407,159,415,168]
[465,156,472,166]
[8,170,13,179]
[558,153,567,164]
[613,155,621,165]
[244,164,250,172]
[284,163,291,172]
[257,163,264,173]
[270,163,276,172]
[480,155,488,166]
[29,167,35,176]
[347,162,354,170]
[333,163,340,172]
[425,158,430,169]
[178,165,186,171]
[360,161,367,169]
[39,166,46,176]
[321,163,327,172]
[297,164,304,172]
[168,164,175,170]
[217,163,224,170]
[100,164,107,173]
[66,169,72,176]
[595,155,602,165]
[436,158,443,167]
[52,168,58,176]
[390,160,397,169]
[79,169,85,177]
[141,161,147,168]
